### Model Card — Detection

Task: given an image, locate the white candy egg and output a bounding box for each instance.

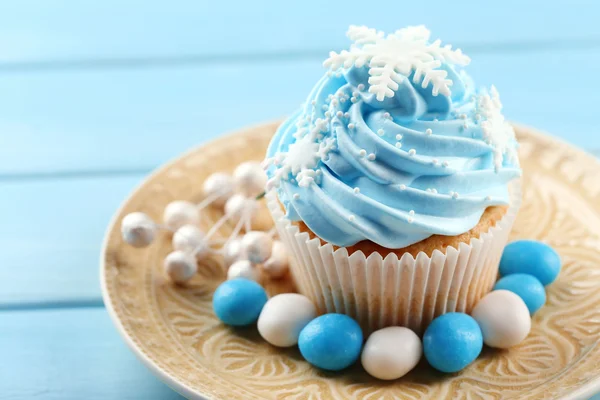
[223,238,246,267]
[121,212,157,247]
[233,161,267,197]
[164,250,197,283]
[172,225,209,259]
[202,172,234,207]
[242,231,273,264]
[224,194,258,221]
[262,240,289,278]
[163,201,199,231]
[257,293,317,347]
[361,326,422,380]
[471,290,531,349]
[227,260,260,282]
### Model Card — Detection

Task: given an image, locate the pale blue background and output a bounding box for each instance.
[1,1,599,398]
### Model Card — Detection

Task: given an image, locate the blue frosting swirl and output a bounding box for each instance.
[266,64,521,248]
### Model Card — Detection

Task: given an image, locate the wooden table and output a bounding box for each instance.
[1,1,599,398]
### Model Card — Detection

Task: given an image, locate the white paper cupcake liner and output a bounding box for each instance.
[267,180,522,335]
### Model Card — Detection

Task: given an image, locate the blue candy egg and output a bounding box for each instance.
[494,273,546,315]
[499,240,561,286]
[213,278,268,326]
[298,313,363,371]
[423,312,483,373]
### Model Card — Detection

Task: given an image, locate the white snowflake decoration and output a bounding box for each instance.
[477,85,519,172]
[266,123,336,190]
[324,25,471,101]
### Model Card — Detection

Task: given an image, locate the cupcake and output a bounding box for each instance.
[264,25,521,334]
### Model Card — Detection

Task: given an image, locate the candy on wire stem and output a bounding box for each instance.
[196,189,228,210]
[204,211,235,241]
[223,208,250,251]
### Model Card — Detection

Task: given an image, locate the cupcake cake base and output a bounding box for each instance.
[267,181,521,334]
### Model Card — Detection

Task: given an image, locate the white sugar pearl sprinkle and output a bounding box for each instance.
[164,251,197,283]
[357,84,365,91]
[396,134,403,140]
[293,193,300,200]
[408,149,416,156]
[121,212,157,248]
[425,128,432,135]
[233,161,268,197]
[353,187,360,194]
[400,184,407,190]
[348,123,355,129]
[452,192,459,199]
[432,159,439,165]
[359,149,367,157]
[395,142,402,148]
[344,112,350,118]
[377,129,385,136]
[241,231,273,264]
[336,111,343,118]
[442,161,449,167]
[383,112,391,119]
[349,215,356,222]
[227,260,260,282]
[163,201,199,231]
[367,153,376,161]
[485,195,492,201]
[409,210,415,216]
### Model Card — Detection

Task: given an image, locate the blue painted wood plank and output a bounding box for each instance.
[0,61,323,176]
[0,175,144,307]
[0,308,184,400]
[1,49,599,177]
[0,0,598,64]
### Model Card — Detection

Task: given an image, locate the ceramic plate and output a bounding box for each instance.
[101,122,600,400]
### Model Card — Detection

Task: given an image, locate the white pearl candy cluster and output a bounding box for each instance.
[119,161,288,283]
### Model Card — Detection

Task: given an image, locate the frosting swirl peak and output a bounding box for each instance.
[265,26,521,248]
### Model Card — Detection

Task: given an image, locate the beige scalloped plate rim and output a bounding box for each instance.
[101,121,600,400]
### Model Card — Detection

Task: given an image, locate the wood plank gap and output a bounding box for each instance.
[0,167,153,183]
[0,298,104,312]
